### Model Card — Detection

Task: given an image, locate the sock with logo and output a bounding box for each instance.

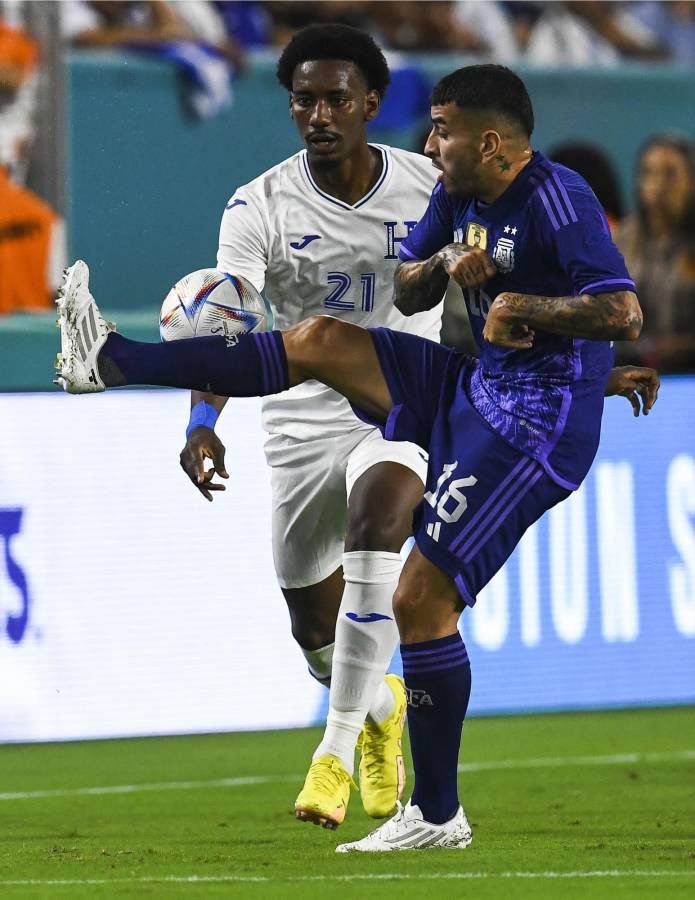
[400,632,471,825]
[102,330,289,396]
[302,642,334,689]
[313,551,401,774]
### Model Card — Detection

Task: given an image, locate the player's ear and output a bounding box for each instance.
[481,129,501,164]
[364,89,380,123]
[288,95,294,119]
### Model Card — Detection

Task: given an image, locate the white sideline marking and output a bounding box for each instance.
[0,774,299,801]
[1,749,692,802]
[457,748,695,773]
[1,871,693,886]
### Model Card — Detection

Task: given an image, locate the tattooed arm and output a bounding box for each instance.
[483,290,643,348]
[395,243,497,316]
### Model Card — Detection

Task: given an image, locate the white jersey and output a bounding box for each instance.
[217,144,442,440]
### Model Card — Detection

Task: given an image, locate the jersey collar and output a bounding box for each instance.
[300,145,390,211]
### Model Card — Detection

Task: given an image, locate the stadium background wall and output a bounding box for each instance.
[0,381,693,742]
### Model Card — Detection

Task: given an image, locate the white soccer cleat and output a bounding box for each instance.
[54,260,115,394]
[335,800,472,853]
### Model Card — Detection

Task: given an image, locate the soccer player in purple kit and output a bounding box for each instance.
[55,64,658,851]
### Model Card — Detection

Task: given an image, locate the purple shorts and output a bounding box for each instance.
[355,328,571,606]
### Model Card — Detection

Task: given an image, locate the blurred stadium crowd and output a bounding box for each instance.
[1,0,694,372]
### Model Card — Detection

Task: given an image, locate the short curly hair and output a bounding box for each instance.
[276,24,390,97]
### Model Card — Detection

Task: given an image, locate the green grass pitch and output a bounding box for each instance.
[1,706,693,899]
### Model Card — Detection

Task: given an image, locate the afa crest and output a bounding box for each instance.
[492,236,515,273]
[465,222,488,250]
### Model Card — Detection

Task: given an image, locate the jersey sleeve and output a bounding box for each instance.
[216,187,269,293]
[399,182,454,262]
[545,182,636,296]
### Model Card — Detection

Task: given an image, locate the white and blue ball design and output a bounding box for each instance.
[159,268,273,342]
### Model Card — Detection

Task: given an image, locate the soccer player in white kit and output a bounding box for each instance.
[178,25,441,829]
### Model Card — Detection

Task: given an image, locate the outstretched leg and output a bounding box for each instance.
[55,261,392,423]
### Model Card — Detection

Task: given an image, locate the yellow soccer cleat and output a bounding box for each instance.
[358,673,407,819]
[295,754,353,830]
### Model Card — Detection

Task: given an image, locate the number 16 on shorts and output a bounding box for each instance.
[423,462,478,542]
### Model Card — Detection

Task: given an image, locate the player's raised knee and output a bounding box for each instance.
[284,316,355,376]
[298,314,351,346]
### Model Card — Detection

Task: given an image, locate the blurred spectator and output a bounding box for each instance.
[0,12,63,312]
[62,1,244,67]
[628,1,695,67]
[176,0,246,69]
[264,1,512,53]
[501,1,543,53]
[62,1,244,117]
[265,1,373,46]
[0,14,35,91]
[62,1,194,47]
[369,63,431,133]
[0,161,66,313]
[525,1,667,66]
[548,141,624,232]
[453,2,519,61]
[615,134,695,373]
[0,15,38,179]
[368,1,490,53]
[214,1,274,49]
[242,0,692,62]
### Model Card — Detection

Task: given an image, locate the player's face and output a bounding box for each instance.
[289,60,379,164]
[639,144,694,224]
[425,105,488,197]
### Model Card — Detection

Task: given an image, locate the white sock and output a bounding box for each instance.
[368,679,397,725]
[302,642,334,688]
[313,551,401,774]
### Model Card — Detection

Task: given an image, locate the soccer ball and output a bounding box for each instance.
[159,269,272,342]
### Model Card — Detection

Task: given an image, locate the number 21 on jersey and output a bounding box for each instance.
[324,272,376,312]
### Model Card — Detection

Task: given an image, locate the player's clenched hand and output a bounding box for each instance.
[437,243,497,289]
[483,295,535,349]
[604,366,660,416]
[180,427,229,502]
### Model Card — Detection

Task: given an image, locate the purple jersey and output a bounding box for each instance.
[399,152,636,489]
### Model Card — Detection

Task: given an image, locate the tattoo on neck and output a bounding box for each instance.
[495,154,511,173]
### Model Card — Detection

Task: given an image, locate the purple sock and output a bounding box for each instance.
[400,632,471,825]
[103,330,289,396]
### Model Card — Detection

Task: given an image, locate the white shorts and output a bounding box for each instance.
[264,425,428,589]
